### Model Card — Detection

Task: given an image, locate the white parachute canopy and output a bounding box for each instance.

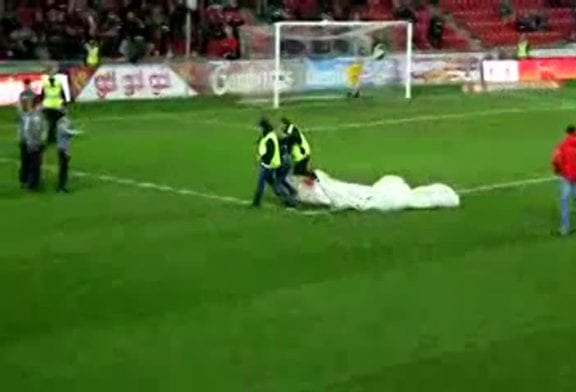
[291,170,460,211]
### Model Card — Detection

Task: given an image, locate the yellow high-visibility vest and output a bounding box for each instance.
[517,40,530,59]
[86,44,100,67]
[258,132,281,169]
[287,124,311,163]
[42,82,63,109]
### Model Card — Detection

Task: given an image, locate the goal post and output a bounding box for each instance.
[272,20,413,109]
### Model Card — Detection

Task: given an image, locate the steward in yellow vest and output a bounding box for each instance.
[517,35,530,59]
[41,75,66,144]
[252,118,297,208]
[85,40,100,67]
[281,117,315,179]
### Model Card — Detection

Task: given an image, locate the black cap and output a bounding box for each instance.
[259,117,273,133]
[23,78,31,86]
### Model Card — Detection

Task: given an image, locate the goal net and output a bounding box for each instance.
[238,20,413,108]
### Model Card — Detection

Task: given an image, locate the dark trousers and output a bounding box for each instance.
[277,163,297,197]
[43,108,63,144]
[58,149,70,190]
[293,157,316,178]
[27,148,43,190]
[19,142,28,185]
[252,166,296,207]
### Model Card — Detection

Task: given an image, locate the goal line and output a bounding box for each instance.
[239,94,345,106]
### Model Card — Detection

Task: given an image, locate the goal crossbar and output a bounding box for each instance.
[275,21,412,27]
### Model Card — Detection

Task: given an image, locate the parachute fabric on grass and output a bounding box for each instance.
[290,170,460,211]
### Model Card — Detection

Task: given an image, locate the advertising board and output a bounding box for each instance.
[304,58,398,90]
[303,53,483,90]
[208,60,300,95]
[76,64,196,102]
[482,60,519,83]
[519,58,576,82]
[0,73,71,106]
[171,59,306,96]
[408,53,483,85]
[169,53,484,99]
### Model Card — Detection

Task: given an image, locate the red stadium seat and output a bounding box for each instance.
[549,8,573,18]
[441,0,570,48]
[443,35,471,50]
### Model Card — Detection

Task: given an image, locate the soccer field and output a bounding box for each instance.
[1,86,576,391]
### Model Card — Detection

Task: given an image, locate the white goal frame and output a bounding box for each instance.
[273,20,413,108]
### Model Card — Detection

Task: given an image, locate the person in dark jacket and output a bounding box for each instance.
[55,114,77,193]
[281,117,316,179]
[22,99,45,191]
[277,134,298,197]
[252,118,297,208]
[428,14,444,49]
[17,80,35,187]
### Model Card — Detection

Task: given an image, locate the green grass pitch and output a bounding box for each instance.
[1,86,576,391]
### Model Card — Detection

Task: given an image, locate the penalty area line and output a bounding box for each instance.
[0,158,558,215]
[0,157,250,207]
[309,105,576,132]
[2,102,574,136]
[87,171,251,207]
[458,176,557,195]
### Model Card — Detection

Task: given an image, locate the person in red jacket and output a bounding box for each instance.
[552,125,576,235]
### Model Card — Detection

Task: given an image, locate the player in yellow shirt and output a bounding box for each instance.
[346,59,364,98]
[345,43,386,99]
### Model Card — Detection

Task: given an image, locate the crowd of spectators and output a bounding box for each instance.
[0,0,451,61]
[203,2,244,59]
[264,0,362,23]
[0,0,246,61]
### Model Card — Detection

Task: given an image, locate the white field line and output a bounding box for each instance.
[0,158,557,216]
[458,176,557,195]
[3,90,464,128]
[1,103,576,136]
[72,165,250,206]
[0,101,564,217]
[239,94,345,105]
[310,104,576,132]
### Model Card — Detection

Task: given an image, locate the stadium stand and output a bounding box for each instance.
[0,0,574,60]
[0,0,247,60]
[442,0,575,48]
[354,0,470,50]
